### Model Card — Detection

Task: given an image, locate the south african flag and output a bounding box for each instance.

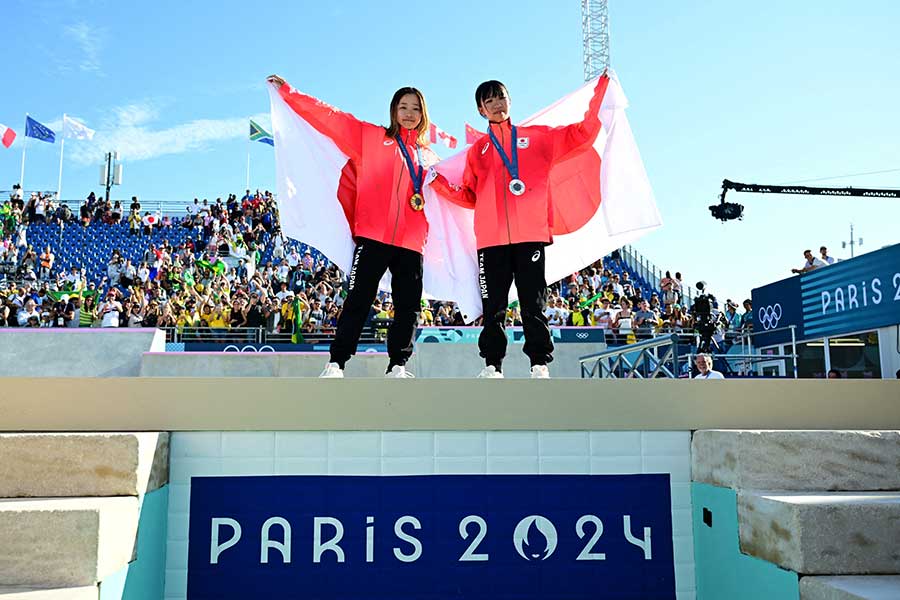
[249,119,274,146]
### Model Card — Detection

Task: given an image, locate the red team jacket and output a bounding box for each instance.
[277,82,436,255]
[431,75,609,250]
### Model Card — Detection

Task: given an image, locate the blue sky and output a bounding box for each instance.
[2,0,899,303]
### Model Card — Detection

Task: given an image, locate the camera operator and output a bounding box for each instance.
[690,281,718,353]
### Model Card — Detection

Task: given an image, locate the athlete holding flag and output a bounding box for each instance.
[267,75,439,378]
[429,73,609,378]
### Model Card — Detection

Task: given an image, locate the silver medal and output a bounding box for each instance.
[508,178,526,196]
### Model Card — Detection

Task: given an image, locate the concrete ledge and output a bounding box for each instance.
[800,576,900,599]
[0,379,898,431]
[693,430,900,491]
[0,433,168,498]
[738,491,900,575]
[0,497,139,587]
[0,330,164,377]
[139,343,602,378]
[0,587,96,600]
[140,352,390,378]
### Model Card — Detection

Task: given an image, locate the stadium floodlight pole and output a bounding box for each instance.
[582,0,610,82]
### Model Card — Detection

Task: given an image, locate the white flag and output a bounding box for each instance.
[63,115,95,140]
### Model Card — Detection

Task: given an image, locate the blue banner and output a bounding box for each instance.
[188,475,675,600]
[800,243,900,338]
[751,275,803,346]
[416,327,606,344]
[24,115,55,143]
[753,243,900,345]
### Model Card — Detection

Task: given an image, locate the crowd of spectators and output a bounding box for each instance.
[2,184,753,349]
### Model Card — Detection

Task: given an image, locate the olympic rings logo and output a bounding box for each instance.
[757,304,782,330]
[575,332,590,339]
[222,345,276,353]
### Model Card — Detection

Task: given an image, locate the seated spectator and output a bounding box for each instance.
[791,249,826,274]
[593,298,613,329]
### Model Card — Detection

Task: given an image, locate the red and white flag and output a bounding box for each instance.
[0,123,15,148]
[268,71,662,321]
[268,85,481,319]
[428,122,457,149]
[464,122,483,145]
[427,71,663,318]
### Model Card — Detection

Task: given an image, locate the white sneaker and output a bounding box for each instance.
[319,362,344,378]
[530,365,550,379]
[477,366,504,379]
[386,365,415,378]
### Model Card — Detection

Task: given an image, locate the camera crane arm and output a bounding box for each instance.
[711,179,900,221]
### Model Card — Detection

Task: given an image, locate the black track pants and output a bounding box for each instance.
[477,242,553,369]
[330,238,422,370]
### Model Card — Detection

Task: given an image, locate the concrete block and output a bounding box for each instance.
[0,330,160,377]
[692,430,900,491]
[0,433,168,498]
[0,497,139,587]
[0,587,97,600]
[800,576,900,600]
[738,491,900,575]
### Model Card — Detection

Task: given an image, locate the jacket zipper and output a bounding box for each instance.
[390,144,404,245]
[501,125,512,245]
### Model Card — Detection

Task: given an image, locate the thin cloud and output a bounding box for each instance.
[66,101,269,165]
[63,21,105,74]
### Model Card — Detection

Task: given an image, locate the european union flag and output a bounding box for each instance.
[25,116,55,143]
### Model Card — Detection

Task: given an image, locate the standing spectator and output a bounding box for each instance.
[129,196,141,213]
[633,300,659,336]
[39,246,54,280]
[791,249,826,274]
[17,298,40,326]
[98,291,122,328]
[740,299,753,332]
[820,246,835,265]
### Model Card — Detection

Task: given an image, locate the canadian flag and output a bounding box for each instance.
[0,123,15,149]
[428,123,458,149]
[464,123,483,145]
[426,71,663,318]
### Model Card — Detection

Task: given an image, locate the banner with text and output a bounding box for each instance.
[188,474,675,599]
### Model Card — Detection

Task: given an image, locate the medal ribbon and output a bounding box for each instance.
[487,123,519,181]
[395,134,424,196]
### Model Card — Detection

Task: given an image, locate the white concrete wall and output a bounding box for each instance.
[165,430,694,600]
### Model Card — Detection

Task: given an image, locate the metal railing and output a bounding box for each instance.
[580,325,800,379]
[161,322,390,345]
[620,244,695,306]
[580,334,685,378]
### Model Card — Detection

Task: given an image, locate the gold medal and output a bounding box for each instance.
[409,193,425,211]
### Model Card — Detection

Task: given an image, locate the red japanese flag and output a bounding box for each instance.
[0,124,15,149]
[427,71,663,318]
[464,123,483,145]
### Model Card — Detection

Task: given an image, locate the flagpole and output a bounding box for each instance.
[20,113,28,191]
[57,114,66,202]
[246,130,251,191]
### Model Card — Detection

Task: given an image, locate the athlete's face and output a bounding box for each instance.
[479,92,510,123]
[396,93,422,130]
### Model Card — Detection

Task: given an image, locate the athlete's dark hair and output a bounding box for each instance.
[385,87,430,145]
[475,80,509,109]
